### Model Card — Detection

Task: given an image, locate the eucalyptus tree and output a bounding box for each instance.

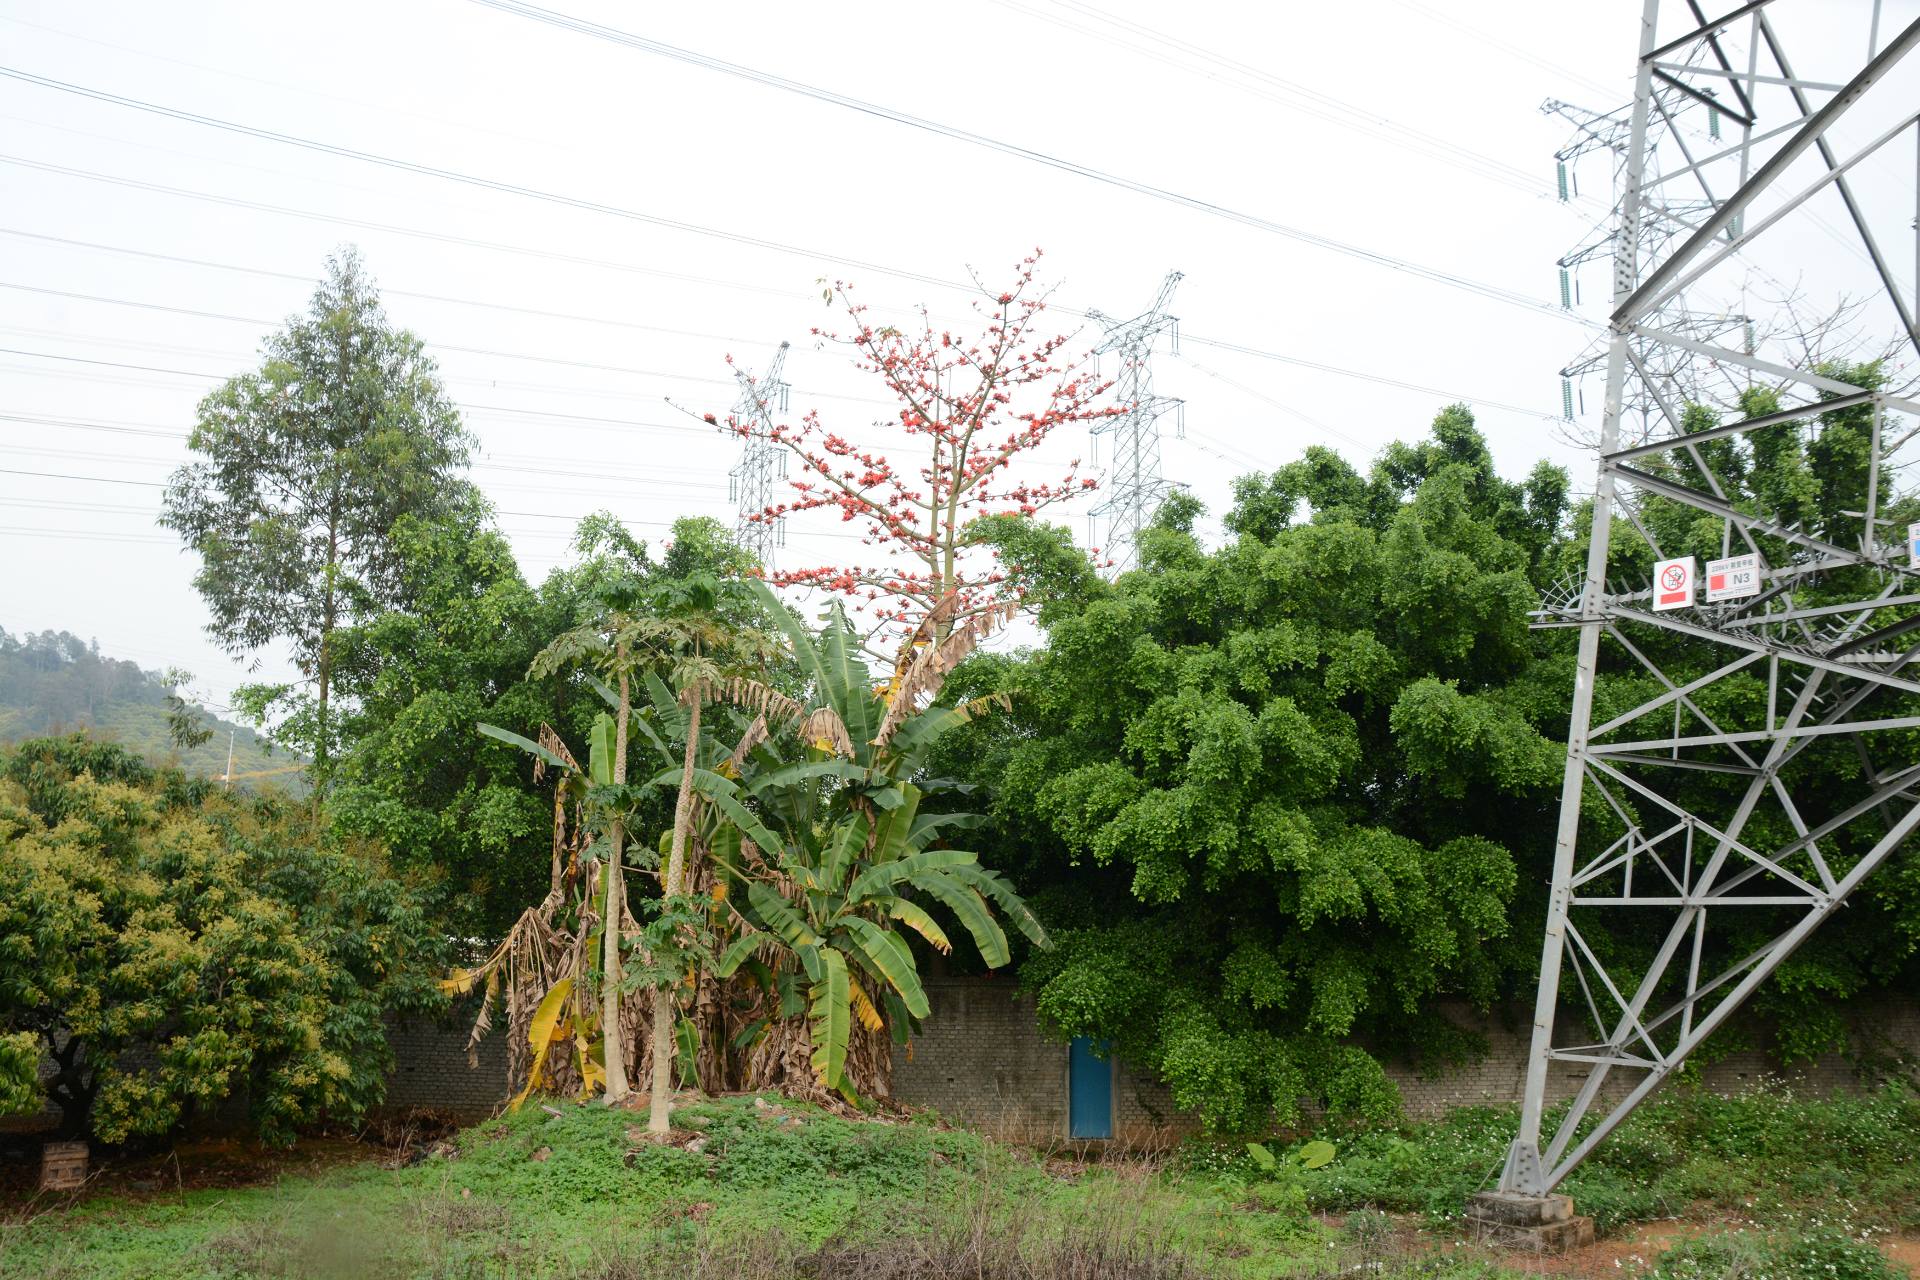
[160,248,476,779]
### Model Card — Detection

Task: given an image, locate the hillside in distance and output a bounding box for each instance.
[0,627,303,791]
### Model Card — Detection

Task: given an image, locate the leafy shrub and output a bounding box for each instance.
[1652,1227,1903,1280]
[0,734,445,1143]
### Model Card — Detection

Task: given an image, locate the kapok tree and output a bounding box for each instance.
[710,252,1117,639]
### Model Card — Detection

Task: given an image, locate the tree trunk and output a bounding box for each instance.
[648,693,701,1134]
[315,514,338,782]
[602,663,632,1104]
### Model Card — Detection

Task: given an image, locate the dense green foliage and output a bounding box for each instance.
[326,512,778,938]
[0,628,285,785]
[0,735,444,1143]
[944,408,1570,1130]
[161,249,479,777]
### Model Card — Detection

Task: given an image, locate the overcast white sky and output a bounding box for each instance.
[0,0,1912,710]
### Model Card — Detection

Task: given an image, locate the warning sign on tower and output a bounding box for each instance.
[1705,553,1759,602]
[1652,556,1696,611]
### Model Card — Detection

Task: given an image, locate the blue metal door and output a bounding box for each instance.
[1068,1037,1113,1139]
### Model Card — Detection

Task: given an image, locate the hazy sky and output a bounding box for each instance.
[0,0,1910,710]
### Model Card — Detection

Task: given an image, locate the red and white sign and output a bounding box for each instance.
[1705,553,1759,602]
[1652,556,1696,611]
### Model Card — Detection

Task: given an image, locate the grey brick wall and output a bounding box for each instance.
[12,986,1917,1143]
[886,984,1920,1145]
[377,1013,511,1120]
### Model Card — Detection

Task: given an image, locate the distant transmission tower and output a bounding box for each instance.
[1088,271,1184,574]
[1476,0,1920,1248]
[727,340,791,567]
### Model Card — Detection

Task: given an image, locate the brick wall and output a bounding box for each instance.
[12,987,1918,1143]
[378,1012,510,1120]
[885,983,1920,1145]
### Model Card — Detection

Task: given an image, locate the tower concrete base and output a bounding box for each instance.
[1464,1191,1595,1252]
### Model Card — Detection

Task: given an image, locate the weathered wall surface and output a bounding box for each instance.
[380,1013,512,1119]
[886,982,1920,1145]
[11,985,1917,1143]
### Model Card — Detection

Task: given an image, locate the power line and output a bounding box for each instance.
[1,60,1569,320]
[1177,334,1564,425]
[0,228,772,347]
[1383,0,1619,100]
[0,279,898,408]
[454,7,1572,319]
[0,239,1569,425]
[4,153,1603,415]
[0,67,965,292]
[0,155,825,303]
[0,468,875,544]
[996,0,1592,206]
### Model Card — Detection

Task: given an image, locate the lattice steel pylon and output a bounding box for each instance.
[727,340,791,567]
[1495,0,1920,1212]
[1087,271,1184,573]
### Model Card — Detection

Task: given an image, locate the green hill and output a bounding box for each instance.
[0,627,304,791]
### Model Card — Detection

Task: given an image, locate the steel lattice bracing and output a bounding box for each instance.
[1501,0,1920,1198]
[1087,271,1184,574]
[727,340,791,567]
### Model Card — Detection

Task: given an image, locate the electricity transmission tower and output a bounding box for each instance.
[1479,0,1920,1243]
[727,340,791,567]
[1088,271,1184,573]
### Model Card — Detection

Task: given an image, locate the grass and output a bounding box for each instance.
[2,1084,1917,1278]
[1251,1079,1920,1235]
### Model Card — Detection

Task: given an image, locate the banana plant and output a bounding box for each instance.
[690,582,1048,1096]
[447,714,634,1106]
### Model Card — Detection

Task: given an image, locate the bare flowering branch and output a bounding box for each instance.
[707,251,1118,636]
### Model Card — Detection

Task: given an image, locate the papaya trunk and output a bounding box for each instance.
[649,694,701,1134]
[602,664,632,1104]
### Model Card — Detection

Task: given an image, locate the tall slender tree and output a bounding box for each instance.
[161,247,475,780]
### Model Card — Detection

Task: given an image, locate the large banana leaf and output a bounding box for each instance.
[715,929,765,978]
[748,579,841,721]
[589,713,616,787]
[509,977,574,1110]
[908,873,1010,967]
[868,894,952,954]
[747,880,822,950]
[818,813,871,893]
[866,782,922,863]
[808,947,850,1087]
[908,810,989,846]
[477,723,574,774]
[883,703,985,767]
[948,863,1051,949]
[837,915,930,1018]
[749,758,873,796]
[673,767,787,863]
[845,848,979,902]
[819,609,880,749]
[587,672,621,711]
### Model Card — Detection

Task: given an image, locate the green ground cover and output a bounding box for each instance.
[3,1086,1916,1279]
